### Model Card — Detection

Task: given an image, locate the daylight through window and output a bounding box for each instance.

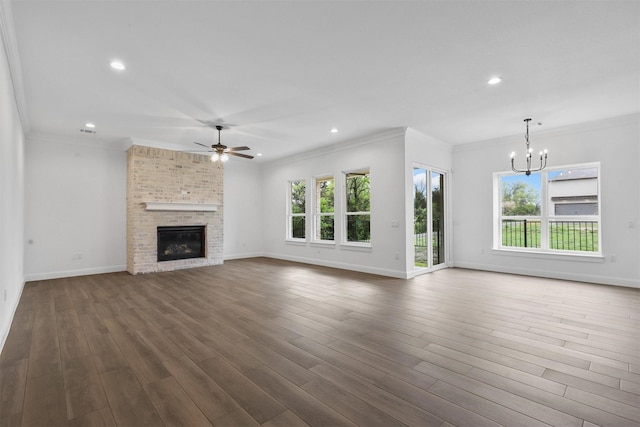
[288,180,306,240]
[496,163,600,254]
[314,176,335,241]
[345,170,371,243]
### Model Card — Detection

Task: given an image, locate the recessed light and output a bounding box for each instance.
[330,128,339,133]
[85,122,95,128]
[110,60,125,71]
[488,76,502,85]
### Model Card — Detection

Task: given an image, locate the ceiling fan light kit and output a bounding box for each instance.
[193,125,254,163]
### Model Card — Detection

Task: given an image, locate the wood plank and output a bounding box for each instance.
[68,408,116,427]
[62,354,109,420]
[301,376,407,426]
[427,380,549,427]
[310,363,444,427]
[262,410,309,427]
[144,376,212,426]
[0,358,28,420]
[245,365,356,427]
[197,356,286,424]
[21,371,68,426]
[100,367,164,426]
[2,260,638,427]
[162,355,240,422]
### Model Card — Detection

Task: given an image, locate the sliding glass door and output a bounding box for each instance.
[413,167,446,269]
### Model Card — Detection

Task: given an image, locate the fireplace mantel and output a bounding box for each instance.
[143,202,219,212]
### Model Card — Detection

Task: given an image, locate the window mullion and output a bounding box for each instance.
[540,170,549,250]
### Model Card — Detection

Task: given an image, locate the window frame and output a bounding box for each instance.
[343,168,371,248]
[287,179,307,242]
[312,175,335,244]
[494,162,602,257]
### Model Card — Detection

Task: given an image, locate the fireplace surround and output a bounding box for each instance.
[126,145,223,274]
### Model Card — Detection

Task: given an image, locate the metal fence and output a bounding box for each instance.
[502,219,598,251]
[502,219,541,248]
[414,218,443,265]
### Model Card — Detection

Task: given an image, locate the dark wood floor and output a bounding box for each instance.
[1,258,639,426]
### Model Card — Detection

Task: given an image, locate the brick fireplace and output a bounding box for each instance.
[126,145,223,274]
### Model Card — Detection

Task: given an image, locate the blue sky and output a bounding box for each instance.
[501,172,542,194]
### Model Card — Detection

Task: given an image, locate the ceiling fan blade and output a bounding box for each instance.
[193,142,211,149]
[228,152,254,159]
[226,146,251,152]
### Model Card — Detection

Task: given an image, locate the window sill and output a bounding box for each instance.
[285,239,307,245]
[311,241,336,248]
[492,248,604,263]
[341,242,372,252]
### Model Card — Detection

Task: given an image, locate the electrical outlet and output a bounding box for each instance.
[72,252,83,260]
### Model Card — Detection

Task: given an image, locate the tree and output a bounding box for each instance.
[346,174,370,242]
[318,179,334,240]
[414,181,427,234]
[502,181,540,216]
[290,181,306,238]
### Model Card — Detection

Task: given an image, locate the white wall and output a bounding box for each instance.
[24,135,127,280]
[260,129,408,277]
[223,160,264,259]
[452,114,640,287]
[0,12,25,352]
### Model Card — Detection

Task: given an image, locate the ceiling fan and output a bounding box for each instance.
[193,125,254,162]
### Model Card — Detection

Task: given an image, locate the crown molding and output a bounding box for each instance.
[263,127,407,168]
[452,113,640,154]
[27,131,128,151]
[0,0,30,131]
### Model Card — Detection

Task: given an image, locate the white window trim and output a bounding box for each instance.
[312,175,335,243]
[286,179,307,242]
[342,168,372,248]
[493,161,601,257]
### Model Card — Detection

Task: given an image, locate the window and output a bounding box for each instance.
[288,180,306,240]
[345,170,370,243]
[314,176,334,241]
[496,163,600,254]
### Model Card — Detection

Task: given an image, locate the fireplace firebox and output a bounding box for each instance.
[157,226,206,262]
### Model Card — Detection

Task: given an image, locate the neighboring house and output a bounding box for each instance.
[548,168,598,216]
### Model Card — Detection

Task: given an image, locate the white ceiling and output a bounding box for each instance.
[9,0,640,161]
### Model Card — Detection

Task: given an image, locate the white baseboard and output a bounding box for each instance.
[452,261,640,288]
[264,253,408,279]
[0,279,25,355]
[224,251,266,261]
[24,265,127,282]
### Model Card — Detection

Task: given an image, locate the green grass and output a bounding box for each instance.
[502,222,598,252]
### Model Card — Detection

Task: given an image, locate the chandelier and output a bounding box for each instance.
[510,118,548,176]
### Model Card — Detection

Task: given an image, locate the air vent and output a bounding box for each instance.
[80,129,97,134]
